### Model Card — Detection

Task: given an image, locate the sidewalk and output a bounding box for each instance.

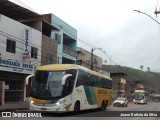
[0,100,29,111]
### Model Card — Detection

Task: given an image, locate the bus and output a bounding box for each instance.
[26,64,112,112]
[132,90,149,104]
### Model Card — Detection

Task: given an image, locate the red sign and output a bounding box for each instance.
[23,52,30,60]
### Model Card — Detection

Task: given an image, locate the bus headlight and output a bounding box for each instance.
[56,99,66,105]
[56,102,60,106]
[31,100,35,104]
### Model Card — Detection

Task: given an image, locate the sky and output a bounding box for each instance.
[11,0,160,72]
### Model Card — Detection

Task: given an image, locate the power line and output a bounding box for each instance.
[128,56,160,63]
[1,0,115,66]
[0,32,75,64]
[155,0,160,34]
[0,31,69,58]
[9,0,115,66]
[52,21,115,64]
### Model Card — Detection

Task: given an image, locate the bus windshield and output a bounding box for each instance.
[31,70,76,99]
[134,92,144,100]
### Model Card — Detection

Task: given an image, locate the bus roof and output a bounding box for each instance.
[36,64,112,80]
[135,90,147,93]
[88,69,112,80]
[37,64,78,71]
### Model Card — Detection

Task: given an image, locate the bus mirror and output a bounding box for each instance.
[62,74,72,85]
[26,74,34,85]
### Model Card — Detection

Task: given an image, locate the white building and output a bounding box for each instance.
[0,14,42,101]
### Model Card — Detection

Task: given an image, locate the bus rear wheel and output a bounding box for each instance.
[101,100,106,111]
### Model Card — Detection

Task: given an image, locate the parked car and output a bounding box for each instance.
[113,97,128,107]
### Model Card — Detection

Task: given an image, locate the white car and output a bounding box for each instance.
[113,97,128,107]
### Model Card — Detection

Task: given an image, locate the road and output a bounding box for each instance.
[1,101,160,120]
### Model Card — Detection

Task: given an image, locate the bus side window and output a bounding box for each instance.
[63,76,73,95]
[67,69,77,79]
[76,70,84,87]
[84,74,92,86]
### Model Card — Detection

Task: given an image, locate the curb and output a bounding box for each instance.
[0,108,29,112]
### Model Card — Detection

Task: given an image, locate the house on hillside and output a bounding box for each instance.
[110,72,127,100]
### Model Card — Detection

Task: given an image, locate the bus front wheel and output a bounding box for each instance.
[74,101,80,113]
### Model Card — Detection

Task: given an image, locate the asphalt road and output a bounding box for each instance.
[1,101,160,120]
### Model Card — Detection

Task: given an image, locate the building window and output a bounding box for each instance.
[31,47,38,59]
[6,39,16,53]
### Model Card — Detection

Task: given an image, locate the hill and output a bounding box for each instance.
[102,65,160,93]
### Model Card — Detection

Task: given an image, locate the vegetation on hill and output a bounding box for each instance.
[102,65,160,93]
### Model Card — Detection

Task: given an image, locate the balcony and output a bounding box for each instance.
[63,45,77,58]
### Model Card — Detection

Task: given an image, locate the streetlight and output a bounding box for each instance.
[133,10,160,24]
[91,48,102,70]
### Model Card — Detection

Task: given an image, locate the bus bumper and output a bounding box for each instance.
[30,101,66,112]
[133,99,146,104]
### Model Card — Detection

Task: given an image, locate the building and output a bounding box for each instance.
[41,14,77,64]
[76,47,103,71]
[110,72,146,102]
[110,72,127,100]
[0,0,78,101]
[0,0,77,65]
[21,13,77,64]
[126,80,135,102]
[19,16,58,66]
[0,14,41,101]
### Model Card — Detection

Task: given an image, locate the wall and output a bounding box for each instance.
[0,14,42,101]
[51,15,77,40]
[0,14,42,74]
[77,47,103,69]
[51,14,77,63]
[111,75,127,99]
[24,21,42,32]
[41,35,57,65]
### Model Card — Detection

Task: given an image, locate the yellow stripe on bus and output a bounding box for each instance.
[31,97,45,104]
[94,87,112,108]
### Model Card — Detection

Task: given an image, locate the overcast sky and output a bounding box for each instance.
[11,0,160,72]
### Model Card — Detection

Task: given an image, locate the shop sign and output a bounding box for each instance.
[24,28,30,52]
[0,58,34,74]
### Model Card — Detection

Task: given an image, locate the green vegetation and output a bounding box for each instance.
[102,65,160,93]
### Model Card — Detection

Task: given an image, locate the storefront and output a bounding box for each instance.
[0,14,41,102]
[0,58,34,102]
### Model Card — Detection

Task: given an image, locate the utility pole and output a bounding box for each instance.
[154,10,160,15]
[134,10,160,24]
[91,48,94,70]
[90,48,102,70]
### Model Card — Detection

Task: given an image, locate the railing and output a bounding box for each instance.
[63,45,77,58]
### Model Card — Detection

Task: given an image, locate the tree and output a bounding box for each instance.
[140,65,144,71]
[147,67,150,72]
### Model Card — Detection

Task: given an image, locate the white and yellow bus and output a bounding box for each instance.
[132,90,149,104]
[26,64,112,112]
